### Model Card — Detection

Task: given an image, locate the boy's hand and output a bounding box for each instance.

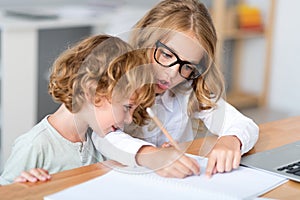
[205,135,241,177]
[136,146,200,178]
[161,142,172,148]
[14,168,51,183]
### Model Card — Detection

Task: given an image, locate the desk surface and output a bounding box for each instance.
[1,116,300,200]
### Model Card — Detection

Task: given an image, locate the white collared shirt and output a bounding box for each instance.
[93,90,259,167]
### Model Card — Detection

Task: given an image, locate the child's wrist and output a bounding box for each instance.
[135,145,158,166]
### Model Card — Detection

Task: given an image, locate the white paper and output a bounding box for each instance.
[44,156,287,200]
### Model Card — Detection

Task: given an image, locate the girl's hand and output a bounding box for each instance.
[136,146,200,178]
[14,168,51,183]
[205,135,241,177]
[155,148,200,178]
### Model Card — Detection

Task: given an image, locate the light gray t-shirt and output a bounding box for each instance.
[0,116,104,185]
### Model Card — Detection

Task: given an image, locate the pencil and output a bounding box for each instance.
[146,107,181,150]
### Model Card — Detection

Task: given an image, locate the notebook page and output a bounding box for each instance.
[44,155,287,200]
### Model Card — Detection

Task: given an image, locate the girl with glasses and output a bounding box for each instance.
[93,0,258,178]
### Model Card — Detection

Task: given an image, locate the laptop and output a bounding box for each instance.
[241,140,300,182]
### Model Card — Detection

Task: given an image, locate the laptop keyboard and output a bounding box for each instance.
[277,161,300,176]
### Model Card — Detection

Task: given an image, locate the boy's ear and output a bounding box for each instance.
[84,92,93,103]
[84,91,108,108]
[94,96,105,107]
[84,92,102,107]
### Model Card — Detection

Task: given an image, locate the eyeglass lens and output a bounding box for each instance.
[154,41,205,80]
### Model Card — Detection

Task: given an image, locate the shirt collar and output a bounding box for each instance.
[159,90,174,112]
[155,80,193,112]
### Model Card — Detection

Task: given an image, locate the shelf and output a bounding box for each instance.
[212,0,275,109]
[222,29,265,40]
[226,92,260,109]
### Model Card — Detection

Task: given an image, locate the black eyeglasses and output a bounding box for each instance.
[154,40,207,80]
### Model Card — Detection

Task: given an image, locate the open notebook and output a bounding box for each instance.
[44,155,287,200]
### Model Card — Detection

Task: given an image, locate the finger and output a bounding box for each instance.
[215,152,227,173]
[213,166,217,174]
[225,152,234,172]
[161,142,171,148]
[29,169,46,181]
[14,176,27,183]
[179,156,200,176]
[206,155,217,178]
[172,166,189,178]
[36,168,51,180]
[189,157,201,175]
[20,171,37,183]
[158,166,186,178]
[174,160,193,177]
[233,152,241,169]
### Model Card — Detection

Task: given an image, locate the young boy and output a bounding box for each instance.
[0,35,199,185]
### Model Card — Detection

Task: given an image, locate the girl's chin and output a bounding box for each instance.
[157,81,170,89]
[155,84,168,94]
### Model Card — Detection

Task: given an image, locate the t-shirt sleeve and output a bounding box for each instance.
[92,130,155,167]
[0,138,44,185]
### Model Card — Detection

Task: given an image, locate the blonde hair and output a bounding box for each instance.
[129,0,225,112]
[48,35,155,125]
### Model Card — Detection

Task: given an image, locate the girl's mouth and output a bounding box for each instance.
[157,80,170,90]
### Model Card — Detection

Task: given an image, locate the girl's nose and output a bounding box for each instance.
[167,64,180,78]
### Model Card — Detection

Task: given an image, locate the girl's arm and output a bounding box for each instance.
[92,130,155,167]
[194,98,259,154]
[194,98,259,177]
[92,131,200,178]
[136,145,200,178]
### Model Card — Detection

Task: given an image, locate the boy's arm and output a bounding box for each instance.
[0,141,43,185]
[14,168,51,183]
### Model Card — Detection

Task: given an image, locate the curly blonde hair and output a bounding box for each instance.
[48,35,155,125]
[129,0,225,113]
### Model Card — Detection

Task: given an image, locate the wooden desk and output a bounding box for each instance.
[1,116,300,200]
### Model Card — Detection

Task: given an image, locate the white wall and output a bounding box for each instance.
[268,0,300,115]
[239,0,269,95]
[237,0,300,116]
[0,0,158,8]
[0,0,298,110]
[2,1,298,114]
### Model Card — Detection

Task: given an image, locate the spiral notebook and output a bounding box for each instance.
[44,155,287,200]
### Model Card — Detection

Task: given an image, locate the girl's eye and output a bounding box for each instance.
[185,65,193,71]
[160,49,173,59]
[184,64,194,71]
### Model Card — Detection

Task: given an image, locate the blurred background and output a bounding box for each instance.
[0,0,299,169]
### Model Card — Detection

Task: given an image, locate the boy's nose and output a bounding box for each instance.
[124,112,133,124]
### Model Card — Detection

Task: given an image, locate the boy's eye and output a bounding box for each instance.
[123,105,133,112]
